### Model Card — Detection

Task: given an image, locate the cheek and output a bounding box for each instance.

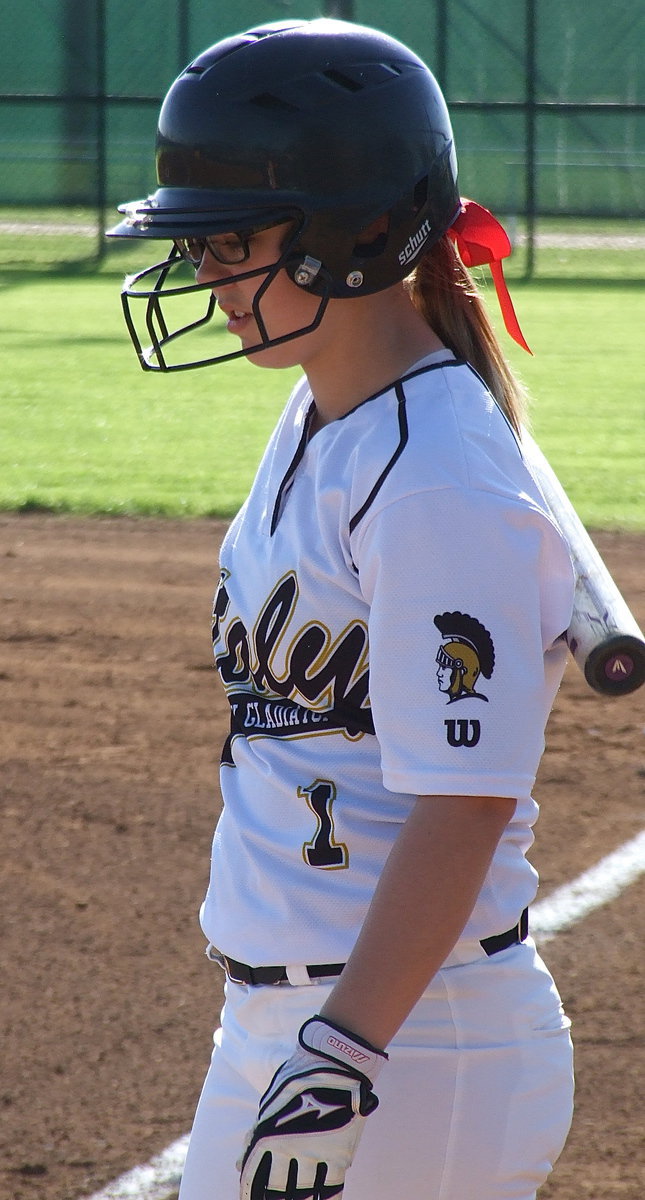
[259,275,322,328]
[246,279,329,368]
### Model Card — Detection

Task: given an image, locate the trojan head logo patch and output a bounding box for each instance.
[434,611,495,703]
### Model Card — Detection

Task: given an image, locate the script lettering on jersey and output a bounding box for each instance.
[213,570,374,761]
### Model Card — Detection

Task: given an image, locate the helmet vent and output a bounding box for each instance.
[184,33,265,75]
[414,176,429,208]
[321,69,364,93]
[251,92,299,113]
[322,62,404,91]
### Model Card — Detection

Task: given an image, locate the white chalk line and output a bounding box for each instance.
[82,828,645,1200]
[82,1136,189,1200]
[530,827,645,940]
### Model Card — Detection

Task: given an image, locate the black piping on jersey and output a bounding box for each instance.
[340,354,466,417]
[270,357,468,537]
[347,358,468,535]
[348,379,409,535]
[270,405,316,536]
[462,358,524,457]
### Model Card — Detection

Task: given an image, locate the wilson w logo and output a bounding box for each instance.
[444,718,481,748]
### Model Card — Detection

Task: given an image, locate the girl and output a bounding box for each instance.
[110,19,575,1200]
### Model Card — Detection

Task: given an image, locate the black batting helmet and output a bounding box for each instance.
[108,18,461,370]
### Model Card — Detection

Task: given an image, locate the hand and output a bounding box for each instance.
[238,1016,387,1200]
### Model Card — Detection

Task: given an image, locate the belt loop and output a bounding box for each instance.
[285,964,313,986]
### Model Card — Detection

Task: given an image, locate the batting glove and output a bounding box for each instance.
[238,1016,388,1200]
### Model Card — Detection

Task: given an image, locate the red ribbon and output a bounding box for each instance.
[446,198,532,354]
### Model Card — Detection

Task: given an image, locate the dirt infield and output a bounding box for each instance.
[1,514,643,1200]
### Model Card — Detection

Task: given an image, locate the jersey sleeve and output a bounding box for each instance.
[351,485,574,799]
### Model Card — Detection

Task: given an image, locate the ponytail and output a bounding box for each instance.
[407,236,527,436]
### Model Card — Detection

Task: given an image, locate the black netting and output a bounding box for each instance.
[1,0,643,270]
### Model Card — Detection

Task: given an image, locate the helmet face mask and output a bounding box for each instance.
[120,215,336,372]
[108,18,461,372]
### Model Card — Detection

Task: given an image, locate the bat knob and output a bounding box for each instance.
[584,634,645,696]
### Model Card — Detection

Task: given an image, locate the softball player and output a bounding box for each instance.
[110,19,575,1200]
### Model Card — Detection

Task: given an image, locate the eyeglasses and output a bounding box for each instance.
[173,231,253,267]
[173,220,286,268]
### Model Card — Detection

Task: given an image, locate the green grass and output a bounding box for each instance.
[0,243,643,528]
[491,276,645,530]
[0,258,300,518]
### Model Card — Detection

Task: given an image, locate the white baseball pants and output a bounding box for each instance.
[178,938,574,1200]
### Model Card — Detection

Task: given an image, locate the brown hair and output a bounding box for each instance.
[406,236,527,436]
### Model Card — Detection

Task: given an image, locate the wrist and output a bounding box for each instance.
[299,1016,388,1085]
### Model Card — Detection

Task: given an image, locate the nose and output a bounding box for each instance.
[195,246,235,286]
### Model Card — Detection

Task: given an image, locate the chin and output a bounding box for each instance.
[244,342,303,371]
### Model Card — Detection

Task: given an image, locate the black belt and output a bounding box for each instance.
[215,909,529,986]
[481,907,529,956]
[219,959,346,986]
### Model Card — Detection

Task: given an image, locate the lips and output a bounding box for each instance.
[218,300,254,336]
[226,312,252,335]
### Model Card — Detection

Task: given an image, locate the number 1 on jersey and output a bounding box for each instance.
[299,779,349,870]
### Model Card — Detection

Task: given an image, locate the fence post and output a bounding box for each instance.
[178,0,190,72]
[524,0,537,278]
[96,0,107,262]
[62,0,95,209]
[436,0,448,92]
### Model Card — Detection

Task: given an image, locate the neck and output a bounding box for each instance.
[303,285,446,429]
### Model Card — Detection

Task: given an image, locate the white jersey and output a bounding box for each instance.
[201,351,574,966]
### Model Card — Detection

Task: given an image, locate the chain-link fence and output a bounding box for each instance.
[1,0,644,274]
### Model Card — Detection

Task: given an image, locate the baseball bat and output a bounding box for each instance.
[522,431,645,697]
